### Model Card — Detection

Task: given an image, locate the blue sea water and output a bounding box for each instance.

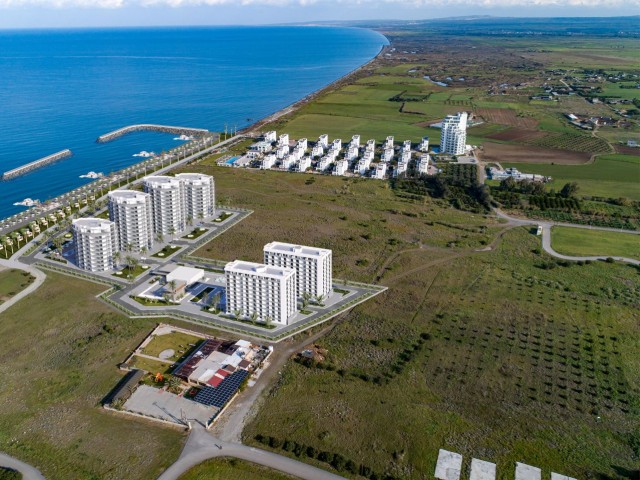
[0,26,387,218]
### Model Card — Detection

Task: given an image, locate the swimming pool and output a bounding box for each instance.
[225,156,239,165]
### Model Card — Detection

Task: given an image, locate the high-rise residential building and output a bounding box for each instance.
[440,112,468,155]
[263,242,333,299]
[225,260,297,325]
[72,218,118,272]
[108,190,153,252]
[143,175,185,236]
[175,173,215,222]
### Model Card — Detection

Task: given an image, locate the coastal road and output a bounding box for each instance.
[494,209,640,265]
[0,243,47,316]
[157,425,345,480]
[0,452,46,480]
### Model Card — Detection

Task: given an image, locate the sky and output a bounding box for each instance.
[0,0,637,29]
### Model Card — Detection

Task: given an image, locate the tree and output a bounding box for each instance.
[155,232,164,244]
[167,375,182,393]
[560,182,579,198]
[168,280,178,301]
[233,308,243,319]
[113,251,122,268]
[314,294,324,305]
[125,255,138,275]
[249,311,259,325]
[265,315,273,327]
[186,215,193,227]
[500,176,517,191]
[140,246,148,258]
[169,226,176,241]
[301,292,312,310]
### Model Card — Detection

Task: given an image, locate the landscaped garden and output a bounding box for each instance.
[152,245,181,258]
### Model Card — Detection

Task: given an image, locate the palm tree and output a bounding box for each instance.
[265,316,273,327]
[168,280,178,301]
[140,246,148,258]
[169,226,176,242]
[233,308,243,320]
[249,311,259,325]
[155,232,164,244]
[198,212,205,223]
[301,292,312,310]
[314,294,324,305]
[125,255,138,276]
[167,375,182,393]
[113,251,122,268]
[186,215,193,227]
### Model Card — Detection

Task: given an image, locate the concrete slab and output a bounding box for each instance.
[551,473,577,480]
[435,449,463,480]
[470,459,496,480]
[515,462,542,480]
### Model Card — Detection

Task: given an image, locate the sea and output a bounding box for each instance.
[0,26,387,219]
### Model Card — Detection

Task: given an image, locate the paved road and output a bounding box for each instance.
[494,209,640,265]
[0,452,46,480]
[0,243,46,315]
[157,425,345,480]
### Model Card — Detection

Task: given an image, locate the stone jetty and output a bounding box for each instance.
[2,149,73,181]
[96,124,209,143]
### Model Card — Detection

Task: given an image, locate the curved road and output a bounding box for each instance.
[0,452,46,480]
[157,425,345,480]
[0,243,47,316]
[494,209,640,265]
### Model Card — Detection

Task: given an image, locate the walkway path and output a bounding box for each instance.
[157,425,344,480]
[0,243,46,315]
[0,452,46,480]
[494,209,640,265]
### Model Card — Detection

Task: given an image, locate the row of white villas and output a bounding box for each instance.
[225,242,333,325]
[254,132,431,179]
[72,173,215,272]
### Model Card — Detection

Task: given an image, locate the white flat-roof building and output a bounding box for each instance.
[264,131,277,143]
[250,141,272,153]
[317,156,332,172]
[356,158,371,175]
[143,175,186,236]
[363,150,374,162]
[264,242,332,299]
[297,138,308,151]
[175,173,215,221]
[382,148,394,163]
[403,140,412,152]
[385,136,394,149]
[394,161,408,178]
[73,218,118,272]
[318,134,329,149]
[440,112,468,155]
[418,154,430,174]
[292,146,304,161]
[332,138,342,151]
[327,148,340,161]
[401,150,412,163]
[350,135,360,148]
[333,159,349,176]
[419,136,430,152]
[166,265,204,287]
[276,145,290,160]
[225,260,297,325]
[108,190,154,252]
[261,154,277,170]
[366,139,376,150]
[297,157,311,172]
[278,134,289,147]
[374,162,387,179]
[282,156,296,170]
[311,145,324,158]
[346,145,359,161]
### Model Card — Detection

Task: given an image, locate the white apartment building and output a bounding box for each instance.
[333,159,349,176]
[382,148,394,163]
[276,145,290,160]
[264,242,332,299]
[419,136,430,152]
[332,138,342,151]
[225,260,297,325]
[374,162,387,179]
[261,154,277,169]
[297,157,311,172]
[108,190,154,252]
[73,218,118,272]
[143,175,185,236]
[317,156,332,172]
[297,138,308,151]
[401,150,412,163]
[282,156,296,170]
[363,150,374,162]
[318,134,329,149]
[264,131,277,143]
[350,135,361,148]
[346,145,359,161]
[327,148,340,161]
[292,147,304,161]
[356,158,371,175]
[440,112,468,155]
[394,161,408,178]
[175,173,215,221]
[418,154,430,174]
[403,140,412,152]
[366,139,376,150]
[278,134,289,147]
[311,144,324,158]
[385,136,394,149]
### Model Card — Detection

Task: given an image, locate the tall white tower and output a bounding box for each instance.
[175,173,215,221]
[73,218,118,272]
[143,175,185,236]
[108,190,154,252]
[440,112,468,155]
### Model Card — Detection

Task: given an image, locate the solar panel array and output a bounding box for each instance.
[193,369,249,408]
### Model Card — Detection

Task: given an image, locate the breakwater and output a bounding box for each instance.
[97,124,209,143]
[2,149,73,181]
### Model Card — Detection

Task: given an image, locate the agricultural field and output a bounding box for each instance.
[502,154,640,200]
[178,458,298,480]
[0,273,188,480]
[244,227,640,480]
[481,142,591,165]
[551,226,640,261]
[0,268,34,304]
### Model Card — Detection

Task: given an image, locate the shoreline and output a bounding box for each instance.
[241,34,390,135]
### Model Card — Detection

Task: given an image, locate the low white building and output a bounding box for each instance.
[292,146,304,161]
[297,157,311,172]
[356,158,371,175]
[385,136,394,149]
[317,156,332,172]
[402,140,412,152]
[401,150,412,163]
[346,145,359,161]
[282,156,296,170]
[418,154,430,174]
[374,162,387,179]
[419,136,430,152]
[311,144,324,158]
[327,148,340,160]
[276,145,290,160]
[278,133,289,147]
[225,260,297,325]
[318,134,329,149]
[366,139,376,150]
[297,138,308,151]
[350,135,360,148]
[394,161,408,178]
[333,159,349,176]
[261,154,277,169]
[264,242,333,299]
[73,218,118,272]
[363,150,374,162]
[264,131,277,143]
[251,141,272,153]
[382,148,394,163]
[332,138,342,151]
[166,265,204,287]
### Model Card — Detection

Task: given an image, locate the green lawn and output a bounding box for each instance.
[141,331,203,358]
[177,458,298,480]
[0,273,186,479]
[128,355,174,374]
[0,268,34,303]
[152,245,182,258]
[551,226,640,260]
[182,228,209,240]
[503,154,640,200]
[112,264,151,279]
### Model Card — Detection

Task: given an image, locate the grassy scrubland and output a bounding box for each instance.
[177,458,298,480]
[0,268,34,303]
[551,226,640,260]
[0,273,186,480]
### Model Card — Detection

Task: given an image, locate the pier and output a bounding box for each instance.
[2,149,73,181]
[96,124,209,143]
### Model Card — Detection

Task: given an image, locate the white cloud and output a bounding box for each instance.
[0,0,636,8]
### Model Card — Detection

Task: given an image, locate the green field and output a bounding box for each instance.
[503,154,640,200]
[128,355,174,374]
[141,331,203,358]
[551,226,640,260]
[0,273,187,479]
[0,268,34,304]
[177,458,298,480]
